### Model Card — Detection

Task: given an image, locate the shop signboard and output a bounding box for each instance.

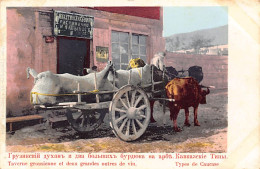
[54,11,94,39]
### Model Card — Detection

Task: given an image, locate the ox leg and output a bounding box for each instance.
[150,100,156,123]
[169,102,181,132]
[184,108,191,127]
[193,106,200,126]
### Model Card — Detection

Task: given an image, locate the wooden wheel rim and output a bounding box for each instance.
[66,109,106,133]
[109,85,151,141]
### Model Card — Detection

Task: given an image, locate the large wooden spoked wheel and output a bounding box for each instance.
[109,85,151,141]
[66,109,106,133]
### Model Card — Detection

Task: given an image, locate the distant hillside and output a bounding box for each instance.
[165,25,228,52]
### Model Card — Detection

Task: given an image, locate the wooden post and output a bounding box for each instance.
[128,69,132,85]
[162,65,165,80]
[94,71,100,103]
[112,66,116,97]
[113,67,115,90]
[77,81,81,103]
[141,67,143,86]
[151,65,154,92]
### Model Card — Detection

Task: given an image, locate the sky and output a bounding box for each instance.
[163,6,228,37]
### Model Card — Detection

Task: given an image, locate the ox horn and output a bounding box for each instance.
[200,85,215,89]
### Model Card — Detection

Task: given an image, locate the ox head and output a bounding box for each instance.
[200,87,210,104]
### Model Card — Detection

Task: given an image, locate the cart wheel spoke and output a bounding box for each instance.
[115,114,127,124]
[80,114,86,127]
[86,114,91,127]
[110,85,151,141]
[119,98,129,110]
[85,122,91,131]
[66,109,106,133]
[134,95,143,107]
[125,119,131,136]
[137,105,147,111]
[115,108,127,113]
[125,92,131,107]
[139,114,146,119]
[131,119,137,135]
[136,119,144,128]
[75,112,83,121]
[131,90,137,106]
[119,118,129,132]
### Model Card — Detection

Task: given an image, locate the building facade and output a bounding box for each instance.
[7,7,165,116]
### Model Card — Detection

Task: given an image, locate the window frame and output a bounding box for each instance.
[111,30,148,70]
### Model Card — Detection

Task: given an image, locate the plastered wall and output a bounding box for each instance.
[7,7,164,116]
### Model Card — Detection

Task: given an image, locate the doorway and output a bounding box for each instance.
[57,37,90,75]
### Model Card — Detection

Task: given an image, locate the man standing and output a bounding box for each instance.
[150,52,166,70]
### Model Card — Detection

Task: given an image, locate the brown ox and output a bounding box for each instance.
[165,77,210,132]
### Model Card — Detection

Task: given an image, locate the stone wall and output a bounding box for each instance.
[165,52,228,89]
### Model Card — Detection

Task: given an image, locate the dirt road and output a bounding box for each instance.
[6,89,227,153]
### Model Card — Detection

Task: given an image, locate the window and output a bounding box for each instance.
[132,34,147,61]
[111,31,147,70]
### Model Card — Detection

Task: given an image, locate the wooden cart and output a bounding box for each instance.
[34,65,174,142]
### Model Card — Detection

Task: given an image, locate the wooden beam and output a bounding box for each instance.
[6,115,44,131]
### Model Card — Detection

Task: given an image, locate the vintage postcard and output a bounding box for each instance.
[0,0,259,169]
